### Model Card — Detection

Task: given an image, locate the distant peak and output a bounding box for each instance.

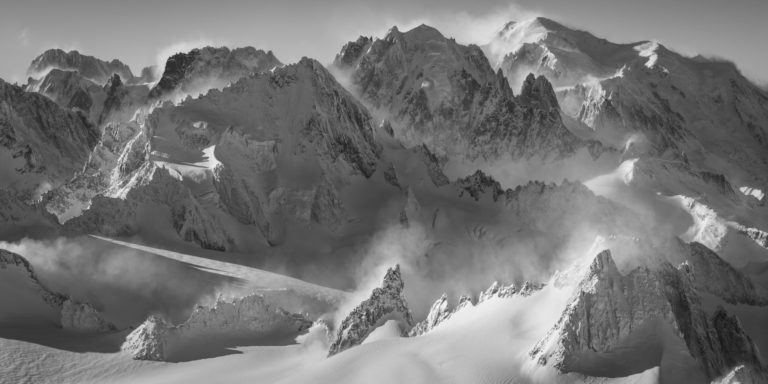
[531,16,565,29]
[402,23,445,42]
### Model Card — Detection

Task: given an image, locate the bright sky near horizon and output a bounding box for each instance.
[1,0,767,85]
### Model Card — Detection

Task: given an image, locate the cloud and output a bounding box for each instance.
[17,28,30,47]
[0,237,232,327]
[379,3,540,46]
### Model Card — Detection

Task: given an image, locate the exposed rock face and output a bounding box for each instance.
[122,294,311,361]
[0,79,99,197]
[333,24,604,161]
[712,364,768,384]
[478,280,542,302]
[28,49,135,85]
[0,249,65,308]
[148,46,282,100]
[98,73,149,126]
[680,242,766,305]
[492,17,768,186]
[530,250,764,382]
[0,249,115,332]
[328,265,413,356]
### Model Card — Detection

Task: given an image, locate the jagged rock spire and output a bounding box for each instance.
[328,265,413,356]
[530,249,765,381]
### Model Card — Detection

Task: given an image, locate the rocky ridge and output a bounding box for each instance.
[122,293,311,361]
[28,49,135,85]
[333,24,606,162]
[530,249,765,382]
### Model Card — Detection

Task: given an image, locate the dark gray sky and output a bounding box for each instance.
[2,0,767,85]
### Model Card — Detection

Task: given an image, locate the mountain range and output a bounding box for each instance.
[1,16,768,384]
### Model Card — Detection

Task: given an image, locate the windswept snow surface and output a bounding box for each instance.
[90,235,343,301]
[0,282,656,384]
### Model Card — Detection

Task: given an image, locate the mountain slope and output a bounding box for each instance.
[0,78,99,198]
[148,46,282,101]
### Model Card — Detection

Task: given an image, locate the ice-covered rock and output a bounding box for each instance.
[28,49,135,85]
[123,293,312,361]
[478,280,542,302]
[408,294,451,337]
[148,46,281,100]
[24,69,105,116]
[66,164,234,250]
[736,224,768,250]
[328,265,413,356]
[122,315,170,361]
[712,364,768,384]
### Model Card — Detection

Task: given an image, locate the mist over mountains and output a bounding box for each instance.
[1,14,768,384]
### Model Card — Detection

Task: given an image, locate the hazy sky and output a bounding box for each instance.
[1,0,767,85]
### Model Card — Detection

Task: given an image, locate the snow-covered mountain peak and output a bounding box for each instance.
[332,24,606,162]
[397,23,447,44]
